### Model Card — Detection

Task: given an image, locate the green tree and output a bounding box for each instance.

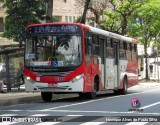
[0,0,46,41]
[128,0,160,79]
[101,0,148,35]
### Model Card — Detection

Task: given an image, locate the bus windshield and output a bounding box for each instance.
[25,34,82,68]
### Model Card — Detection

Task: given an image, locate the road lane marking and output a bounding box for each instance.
[0,123,12,125]
[31,114,49,116]
[0,110,21,112]
[125,122,148,125]
[35,122,59,125]
[140,101,160,109]
[0,114,17,116]
[41,88,160,111]
[1,109,160,115]
[50,109,160,115]
[80,122,105,125]
[42,110,135,114]
[67,115,83,116]
[48,109,160,115]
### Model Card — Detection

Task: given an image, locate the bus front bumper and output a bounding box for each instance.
[25,78,84,93]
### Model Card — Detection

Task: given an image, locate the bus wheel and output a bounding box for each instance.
[79,93,86,99]
[119,77,127,95]
[113,89,119,95]
[41,92,52,102]
[86,81,97,99]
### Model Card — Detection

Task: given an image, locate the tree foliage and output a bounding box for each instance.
[0,0,46,40]
[128,0,160,38]
[101,0,148,35]
[127,0,160,79]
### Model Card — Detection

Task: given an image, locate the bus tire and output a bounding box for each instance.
[86,80,97,99]
[41,92,52,102]
[119,77,127,95]
[79,93,85,99]
[113,89,119,95]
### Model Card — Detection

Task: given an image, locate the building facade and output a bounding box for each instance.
[53,0,83,22]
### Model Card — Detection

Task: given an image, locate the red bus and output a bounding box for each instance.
[24,22,138,102]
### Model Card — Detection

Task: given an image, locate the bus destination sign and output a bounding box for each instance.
[28,25,79,34]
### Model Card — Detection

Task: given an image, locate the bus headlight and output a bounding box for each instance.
[71,74,84,83]
[26,76,31,80]
[25,75,35,84]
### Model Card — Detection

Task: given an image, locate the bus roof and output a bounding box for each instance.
[26,22,137,44]
[26,22,82,29]
[86,25,137,44]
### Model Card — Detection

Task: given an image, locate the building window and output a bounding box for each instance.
[53,16,62,22]
[69,16,72,22]
[65,16,68,22]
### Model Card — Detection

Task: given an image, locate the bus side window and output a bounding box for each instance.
[106,38,113,58]
[85,37,92,56]
[92,34,100,56]
[85,29,92,64]
[122,41,126,50]
[119,41,126,60]
[129,43,132,51]
[132,44,137,61]
[126,43,132,60]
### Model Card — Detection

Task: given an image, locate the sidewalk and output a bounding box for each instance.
[0,86,40,99]
[1,85,40,99]
[138,81,160,88]
[0,85,41,106]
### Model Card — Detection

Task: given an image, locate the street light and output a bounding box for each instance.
[156,31,160,83]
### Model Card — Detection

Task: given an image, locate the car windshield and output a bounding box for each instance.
[25,34,82,67]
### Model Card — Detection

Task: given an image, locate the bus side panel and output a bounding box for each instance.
[105,58,115,89]
[126,61,138,88]
[83,57,101,92]
[118,60,138,89]
[118,60,128,89]
[84,58,94,92]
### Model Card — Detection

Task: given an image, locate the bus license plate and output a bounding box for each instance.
[48,83,58,87]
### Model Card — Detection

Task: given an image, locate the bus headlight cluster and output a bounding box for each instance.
[26,76,31,80]
[25,75,35,84]
[71,74,84,83]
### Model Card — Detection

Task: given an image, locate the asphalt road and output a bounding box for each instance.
[0,82,160,125]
